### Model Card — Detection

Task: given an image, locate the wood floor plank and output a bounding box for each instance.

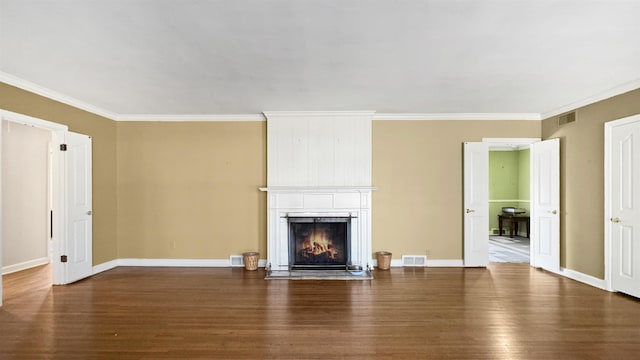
[2,263,640,359]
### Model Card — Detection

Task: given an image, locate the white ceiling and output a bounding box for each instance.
[1,0,639,119]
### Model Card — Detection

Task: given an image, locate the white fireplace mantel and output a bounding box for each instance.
[261,187,376,271]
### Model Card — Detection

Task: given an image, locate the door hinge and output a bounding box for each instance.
[61,255,68,263]
[60,144,68,151]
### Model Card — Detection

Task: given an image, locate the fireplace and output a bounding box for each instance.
[260,189,373,272]
[261,111,375,273]
[288,217,351,270]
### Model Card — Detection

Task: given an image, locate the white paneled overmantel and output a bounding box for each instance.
[264,111,374,187]
[261,111,376,271]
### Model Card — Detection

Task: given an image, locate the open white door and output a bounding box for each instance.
[530,138,560,272]
[464,142,489,267]
[607,115,640,297]
[63,131,92,284]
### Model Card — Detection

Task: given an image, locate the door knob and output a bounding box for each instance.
[611,217,621,223]
[466,209,475,213]
[551,210,557,214]
[87,210,93,216]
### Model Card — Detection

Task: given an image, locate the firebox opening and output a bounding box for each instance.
[288,217,350,270]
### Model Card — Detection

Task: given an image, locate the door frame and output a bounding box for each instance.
[0,110,68,306]
[464,138,541,267]
[604,113,640,291]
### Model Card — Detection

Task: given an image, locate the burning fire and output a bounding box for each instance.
[300,230,338,259]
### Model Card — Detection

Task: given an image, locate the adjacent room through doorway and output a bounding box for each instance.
[1,120,53,297]
[488,147,531,263]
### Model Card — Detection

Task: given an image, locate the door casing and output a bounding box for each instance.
[0,110,70,306]
[464,138,560,268]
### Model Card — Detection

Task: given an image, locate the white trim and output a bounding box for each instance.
[483,137,540,151]
[374,113,541,121]
[604,120,613,291]
[1,110,67,292]
[115,114,266,122]
[1,257,50,275]
[260,186,378,192]
[0,72,118,120]
[264,111,376,118]
[92,259,119,275]
[541,78,640,119]
[3,71,638,123]
[427,259,465,267]
[1,110,68,131]
[371,258,464,268]
[558,267,609,291]
[116,258,268,268]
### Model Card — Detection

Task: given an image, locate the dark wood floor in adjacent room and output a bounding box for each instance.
[2,263,640,359]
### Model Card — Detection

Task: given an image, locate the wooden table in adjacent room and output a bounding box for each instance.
[498,215,530,238]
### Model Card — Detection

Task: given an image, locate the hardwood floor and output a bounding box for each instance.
[2,263,640,359]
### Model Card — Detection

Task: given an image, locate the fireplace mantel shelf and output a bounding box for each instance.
[259,186,378,193]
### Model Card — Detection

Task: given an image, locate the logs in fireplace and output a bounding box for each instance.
[288,217,351,270]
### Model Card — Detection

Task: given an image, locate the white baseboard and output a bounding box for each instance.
[2,257,49,275]
[370,258,464,268]
[559,267,609,291]
[91,258,269,276]
[93,259,119,275]
[426,259,464,267]
[94,258,269,269]
[117,258,230,267]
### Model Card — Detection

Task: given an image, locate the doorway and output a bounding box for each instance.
[1,120,53,284]
[464,137,560,271]
[487,145,531,263]
[0,109,94,307]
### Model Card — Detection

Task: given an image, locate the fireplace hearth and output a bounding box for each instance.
[289,217,350,270]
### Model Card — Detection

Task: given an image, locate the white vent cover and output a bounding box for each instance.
[402,255,427,267]
[230,255,244,267]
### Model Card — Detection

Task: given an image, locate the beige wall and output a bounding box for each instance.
[116,121,267,259]
[542,88,640,278]
[2,121,50,268]
[372,120,540,260]
[5,78,638,277]
[0,83,118,265]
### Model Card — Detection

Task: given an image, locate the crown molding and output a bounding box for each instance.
[3,71,638,123]
[373,113,541,121]
[263,111,377,119]
[541,78,640,120]
[115,114,266,121]
[0,71,119,120]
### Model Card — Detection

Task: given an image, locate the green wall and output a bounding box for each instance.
[489,149,530,233]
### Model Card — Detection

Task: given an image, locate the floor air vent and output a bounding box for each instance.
[402,255,427,267]
[230,255,244,267]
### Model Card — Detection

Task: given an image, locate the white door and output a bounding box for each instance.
[464,142,489,267]
[530,138,560,272]
[64,131,93,283]
[608,115,640,297]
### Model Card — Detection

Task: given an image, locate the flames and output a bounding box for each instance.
[300,229,338,259]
